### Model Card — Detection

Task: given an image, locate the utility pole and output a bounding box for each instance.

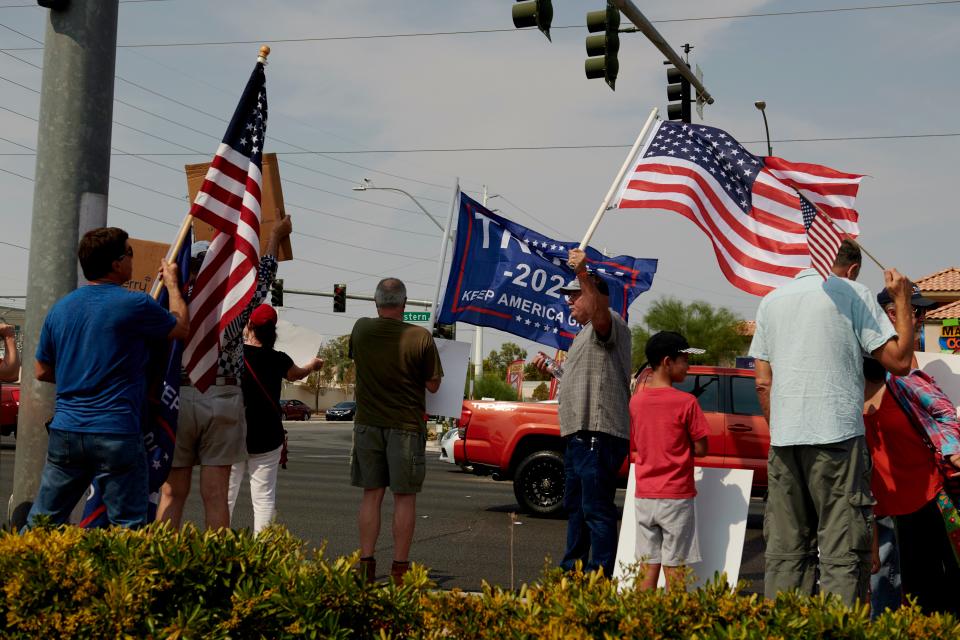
[8,0,120,527]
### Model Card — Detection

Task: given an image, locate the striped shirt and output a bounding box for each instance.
[558,312,632,439]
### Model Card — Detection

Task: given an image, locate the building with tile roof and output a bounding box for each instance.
[915,268,960,353]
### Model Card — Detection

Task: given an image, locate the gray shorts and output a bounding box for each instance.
[173,384,248,467]
[635,497,701,566]
[350,423,426,494]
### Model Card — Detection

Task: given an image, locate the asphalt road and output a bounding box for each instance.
[0,422,766,592]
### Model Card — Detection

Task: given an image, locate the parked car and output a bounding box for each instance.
[325,401,357,421]
[456,366,769,516]
[279,399,311,421]
[0,383,18,437]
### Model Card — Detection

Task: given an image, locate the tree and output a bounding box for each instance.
[482,342,528,380]
[524,361,550,382]
[630,297,745,368]
[314,335,355,389]
[531,382,550,401]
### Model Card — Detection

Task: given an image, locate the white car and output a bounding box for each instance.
[438,426,461,466]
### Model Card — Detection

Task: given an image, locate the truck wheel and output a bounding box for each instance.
[513,450,564,516]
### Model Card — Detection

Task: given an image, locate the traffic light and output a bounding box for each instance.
[434,323,456,341]
[666,64,692,123]
[333,283,346,313]
[270,279,283,307]
[512,0,553,42]
[584,2,620,91]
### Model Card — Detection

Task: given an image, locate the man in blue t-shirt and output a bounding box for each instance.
[27,227,189,528]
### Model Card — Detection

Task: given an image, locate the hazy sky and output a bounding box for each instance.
[1,0,957,359]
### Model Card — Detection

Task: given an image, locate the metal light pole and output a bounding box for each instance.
[353,179,446,234]
[9,0,120,527]
[754,101,773,157]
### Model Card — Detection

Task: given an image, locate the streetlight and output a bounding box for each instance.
[754,100,772,157]
[352,178,445,233]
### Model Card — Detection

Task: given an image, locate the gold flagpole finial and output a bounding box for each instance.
[258,45,271,64]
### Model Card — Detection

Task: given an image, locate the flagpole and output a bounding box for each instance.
[429,178,460,330]
[807,197,886,271]
[578,107,659,250]
[150,214,193,300]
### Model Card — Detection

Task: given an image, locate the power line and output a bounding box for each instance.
[0,24,455,196]
[2,1,951,48]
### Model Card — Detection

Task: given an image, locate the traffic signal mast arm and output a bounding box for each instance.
[281,288,433,309]
[609,0,714,106]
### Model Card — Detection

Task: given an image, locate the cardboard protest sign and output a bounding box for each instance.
[185,152,293,261]
[123,238,170,296]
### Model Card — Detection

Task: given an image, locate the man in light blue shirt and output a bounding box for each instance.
[749,240,914,605]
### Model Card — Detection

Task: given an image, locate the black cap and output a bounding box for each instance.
[876,282,936,309]
[559,273,610,297]
[645,331,705,365]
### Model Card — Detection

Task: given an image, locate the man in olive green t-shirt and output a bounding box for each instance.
[349,277,443,583]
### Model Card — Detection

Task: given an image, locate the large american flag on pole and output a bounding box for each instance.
[183,60,268,391]
[614,120,864,296]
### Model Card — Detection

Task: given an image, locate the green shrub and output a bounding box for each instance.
[472,375,518,401]
[531,382,550,401]
[1,526,958,639]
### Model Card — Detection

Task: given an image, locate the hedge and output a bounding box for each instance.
[1,524,958,639]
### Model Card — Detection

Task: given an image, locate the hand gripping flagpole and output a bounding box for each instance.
[149,45,272,300]
[578,107,660,250]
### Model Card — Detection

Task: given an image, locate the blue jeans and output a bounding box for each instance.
[560,432,629,576]
[870,516,901,618]
[27,429,148,529]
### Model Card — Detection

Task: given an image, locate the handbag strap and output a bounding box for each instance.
[244,353,282,417]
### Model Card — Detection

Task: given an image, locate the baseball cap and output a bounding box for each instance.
[559,274,610,297]
[876,281,936,308]
[645,331,706,365]
[249,304,278,328]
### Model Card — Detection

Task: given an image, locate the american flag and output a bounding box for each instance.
[615,121,863,296]
[800,195,845,280]
[183,61,267,391]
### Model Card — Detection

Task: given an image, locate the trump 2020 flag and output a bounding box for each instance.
[80,230,192,528]
[614,120,863,296]
[438,193,657,351]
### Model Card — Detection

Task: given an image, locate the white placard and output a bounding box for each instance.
[915,351,960,413]
[425,338,471,419]
[274,315,326,369]
[613,465,754,590]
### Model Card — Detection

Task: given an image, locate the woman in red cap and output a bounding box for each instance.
[228,304,323,534]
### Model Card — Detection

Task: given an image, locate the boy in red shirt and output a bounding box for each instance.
[630,331,709,590]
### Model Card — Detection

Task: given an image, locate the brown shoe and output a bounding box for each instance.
[390,560,410,584]
[358,556,376,583]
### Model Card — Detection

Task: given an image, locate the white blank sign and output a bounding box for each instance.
[613,466,754,590]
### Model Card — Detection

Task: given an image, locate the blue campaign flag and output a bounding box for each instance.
[81,230,191,528]
[438,194,657,351]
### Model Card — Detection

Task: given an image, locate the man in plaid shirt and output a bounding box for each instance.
[534,248,632,577]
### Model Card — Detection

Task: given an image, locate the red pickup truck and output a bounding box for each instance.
[1,382,19,437]
[455,366,769,515]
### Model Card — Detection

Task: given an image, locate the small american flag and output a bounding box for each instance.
[183,61,267,391]
[800,195,845,280]
[615,121,863,296]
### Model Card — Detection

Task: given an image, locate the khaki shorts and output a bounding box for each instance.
[173,384,248,467]
[350,423,426,494]
[635,497,701,566]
